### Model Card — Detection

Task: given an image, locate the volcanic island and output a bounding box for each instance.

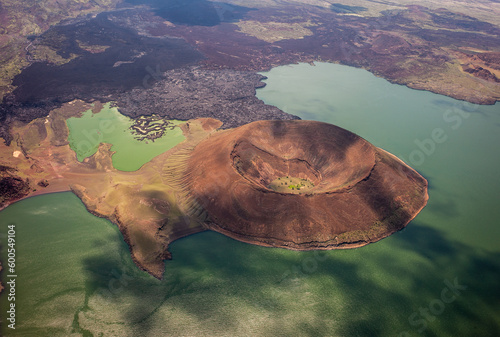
[187,120,428,251]
[0,103,428,279]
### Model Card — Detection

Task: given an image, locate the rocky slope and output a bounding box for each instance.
[186,120,429,251]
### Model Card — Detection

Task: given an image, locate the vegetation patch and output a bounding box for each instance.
[268,176,315,194]
[76,41,110,54]
[31,45,79,65]
[235,20,316,43]
[330,3,367,14]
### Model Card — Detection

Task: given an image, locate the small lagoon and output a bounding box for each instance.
[66,103,185,171]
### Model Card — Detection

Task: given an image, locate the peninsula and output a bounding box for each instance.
[0,102,428,278]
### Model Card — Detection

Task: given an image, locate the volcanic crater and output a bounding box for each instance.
[0,108,429,278]
[187,120,428,250]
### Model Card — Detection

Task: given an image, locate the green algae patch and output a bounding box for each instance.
[66,103,185,171]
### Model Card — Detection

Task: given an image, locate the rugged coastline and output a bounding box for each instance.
[1,3,500,145]
[0,101,428,279]
[116,67,300,129]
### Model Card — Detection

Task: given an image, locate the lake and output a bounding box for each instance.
[1,62,499,336]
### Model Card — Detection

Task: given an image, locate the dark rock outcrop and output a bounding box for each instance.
[116,67,300,129]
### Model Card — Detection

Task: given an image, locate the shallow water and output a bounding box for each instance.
[66,103,185,171]
[1,63,499,336]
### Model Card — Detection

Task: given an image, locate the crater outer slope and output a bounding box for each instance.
[187,120,428,249]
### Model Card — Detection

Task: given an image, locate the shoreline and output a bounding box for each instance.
[260,62,500,106]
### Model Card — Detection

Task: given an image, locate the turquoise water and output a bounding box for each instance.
[66,103,185,171]
[1,63,499,336]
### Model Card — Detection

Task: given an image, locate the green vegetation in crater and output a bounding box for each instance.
[268,176,315,193]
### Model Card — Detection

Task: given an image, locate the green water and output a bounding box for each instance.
[66,103,185,171]
[1,63,499,336]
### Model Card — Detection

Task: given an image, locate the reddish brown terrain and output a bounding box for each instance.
[0,102,428,278]
[187,120,428,250]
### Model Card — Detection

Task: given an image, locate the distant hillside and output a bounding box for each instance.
[0,0,122,100]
